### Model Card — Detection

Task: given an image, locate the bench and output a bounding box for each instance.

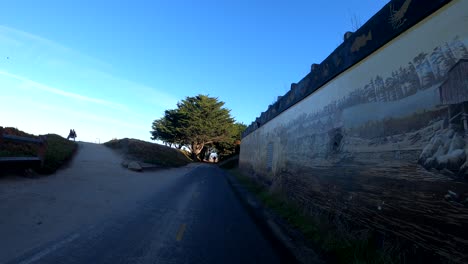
[0,127,48,169]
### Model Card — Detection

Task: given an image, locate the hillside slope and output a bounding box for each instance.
[104,138,191,168]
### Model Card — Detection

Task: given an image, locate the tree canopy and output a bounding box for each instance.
[150,109,186,148]
[151,94,245,160]
[213,122,246,160]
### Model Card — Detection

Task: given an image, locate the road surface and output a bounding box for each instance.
[1,143,287,263]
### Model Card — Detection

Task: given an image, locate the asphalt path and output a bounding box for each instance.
[6,163,287,263]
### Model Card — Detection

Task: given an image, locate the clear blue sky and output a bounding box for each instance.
[0,0,388,142]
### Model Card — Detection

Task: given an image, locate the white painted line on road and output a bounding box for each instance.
[19,233,80,264]
[176,223,187,241]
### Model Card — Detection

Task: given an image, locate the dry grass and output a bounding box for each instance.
[227,168,403,264]
[104,138,191,167]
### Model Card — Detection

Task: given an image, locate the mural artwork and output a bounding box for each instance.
[278,36,468,172]
[241,36,468,262]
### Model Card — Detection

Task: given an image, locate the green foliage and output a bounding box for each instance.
[214,122,247,160]
[39,134,77,174]
[0,127,77,174]
[0,127,38,158]
[151,94,240,160]
[151,109,186,148]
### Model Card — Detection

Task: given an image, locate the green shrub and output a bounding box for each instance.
[0,127,77,174]
[39,134,77,174]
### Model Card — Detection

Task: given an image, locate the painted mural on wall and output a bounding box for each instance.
[240,1,468,262]
[242,38,468,262]
[272,36,468,170]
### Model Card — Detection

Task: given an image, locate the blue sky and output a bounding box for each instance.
[0,0,388,142]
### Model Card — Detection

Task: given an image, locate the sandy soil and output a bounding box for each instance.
[0,142,197,263]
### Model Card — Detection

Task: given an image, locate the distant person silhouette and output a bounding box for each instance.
[67,129,77,141]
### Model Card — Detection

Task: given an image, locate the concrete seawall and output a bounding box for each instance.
[240,0,468,262]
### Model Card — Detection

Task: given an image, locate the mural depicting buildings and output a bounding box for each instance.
[240,0,468,262]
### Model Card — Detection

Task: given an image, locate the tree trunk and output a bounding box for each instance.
[200,146,208,161]
[190,142,205,161]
